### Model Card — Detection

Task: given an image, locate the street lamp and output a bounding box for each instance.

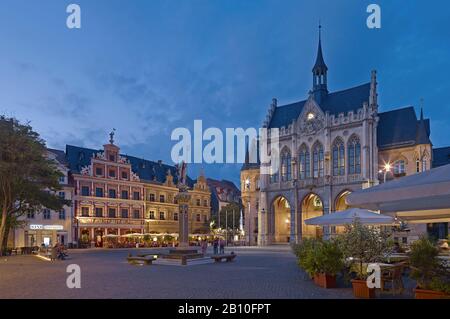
[379,163,392,183]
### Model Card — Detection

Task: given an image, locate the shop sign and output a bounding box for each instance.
[29,224,64,230]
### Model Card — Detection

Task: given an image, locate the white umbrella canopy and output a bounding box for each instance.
[304,208,395,226]
[121,233,144,238]
[346,164,450,222]
[102,234,120,238]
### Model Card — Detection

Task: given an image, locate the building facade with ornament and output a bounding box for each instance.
[62,135,211,247]
[241,31,449,246]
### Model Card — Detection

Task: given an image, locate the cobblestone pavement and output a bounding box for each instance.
[0,245,404,299]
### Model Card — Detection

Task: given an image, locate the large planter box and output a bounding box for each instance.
[351,279,376,298]
[314,273,337,289]
[414,288,450,299]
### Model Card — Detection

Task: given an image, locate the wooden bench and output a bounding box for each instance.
[127,256,155,265]
[211,254,236,263]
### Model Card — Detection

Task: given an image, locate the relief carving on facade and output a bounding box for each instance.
[298,99,325,136]
[80,164,92,176]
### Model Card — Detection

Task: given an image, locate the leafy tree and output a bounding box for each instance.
[338,220,393,279]
[215,202,242,230]
[0,116,68,255]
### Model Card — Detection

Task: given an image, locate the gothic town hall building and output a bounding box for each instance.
[241,33,449,246]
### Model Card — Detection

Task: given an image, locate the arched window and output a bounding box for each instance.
[347,135,361,175]
[394,160,406,175]
[270,164,279,183]
[298,144,310,180]
[281,149,292,182]
[312,142,324,178]
[422,158,427,172]
[333,138,345,176]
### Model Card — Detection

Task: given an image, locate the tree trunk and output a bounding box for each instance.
[2,218,11,252]
[0,206,8,256]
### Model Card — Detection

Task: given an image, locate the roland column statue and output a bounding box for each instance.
[175,161,191,249]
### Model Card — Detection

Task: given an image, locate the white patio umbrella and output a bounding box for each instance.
[304,208,395,226]
[346,164,450,223]
[121,233,144,238]
[102,234,120,238]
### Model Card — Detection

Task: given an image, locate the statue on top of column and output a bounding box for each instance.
[175,161,188,192]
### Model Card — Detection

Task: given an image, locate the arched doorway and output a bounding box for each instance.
[334,190,352,234]
[301,193,324,238]
[271,196,291,243]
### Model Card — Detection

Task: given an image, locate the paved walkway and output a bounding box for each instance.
[0,246,367,299]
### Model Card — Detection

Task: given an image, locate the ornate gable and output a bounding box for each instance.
[297,96,325,136]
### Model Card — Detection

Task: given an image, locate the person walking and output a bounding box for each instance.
[201,239,207,255]
[50,244,58,262]
[213,237,218,255]
[219,237,225,254]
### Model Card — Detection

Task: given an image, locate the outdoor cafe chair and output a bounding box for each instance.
[380,264,404,295]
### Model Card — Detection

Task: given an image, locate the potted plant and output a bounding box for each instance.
[313,239,344,288]
[293,238,344,288]
[339,220,392,298]
[409,237,450,299]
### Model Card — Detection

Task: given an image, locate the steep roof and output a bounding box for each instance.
[65,145,194,186]
[312,31,328,73]
[377,107,431,150]
[47,148,68,166]
[268,83,370,128]
[433,147,450,168]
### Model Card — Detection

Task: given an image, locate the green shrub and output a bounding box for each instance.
[409,237,450,293]
[292,238,344,277]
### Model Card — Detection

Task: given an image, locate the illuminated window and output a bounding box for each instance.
[394,160,406,175]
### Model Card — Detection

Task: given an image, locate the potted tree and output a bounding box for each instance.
[409,237,450,299]
[339,220,392,298]
[293,238,344,288]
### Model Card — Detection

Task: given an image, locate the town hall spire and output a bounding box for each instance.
[312,24,328,103]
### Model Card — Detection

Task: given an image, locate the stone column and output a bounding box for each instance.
[289,207,296,244]
[175,191,191,249]
[322,198,331,240]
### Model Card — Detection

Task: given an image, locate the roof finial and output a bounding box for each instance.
[319,20,322,41]
[420,98,424,120]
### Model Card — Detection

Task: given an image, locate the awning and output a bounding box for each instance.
[346,164,450,222]
[304,208,395,226]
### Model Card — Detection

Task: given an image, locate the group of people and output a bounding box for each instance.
[212,237,225,255]
[198,237,226,255]
[50,243,68,261]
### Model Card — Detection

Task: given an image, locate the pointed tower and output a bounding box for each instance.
[312,24,328,104]
[416,107,431,145]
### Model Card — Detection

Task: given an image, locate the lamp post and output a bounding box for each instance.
[379,163,392,183]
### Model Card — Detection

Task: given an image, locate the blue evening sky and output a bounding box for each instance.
[0,0,449,187]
